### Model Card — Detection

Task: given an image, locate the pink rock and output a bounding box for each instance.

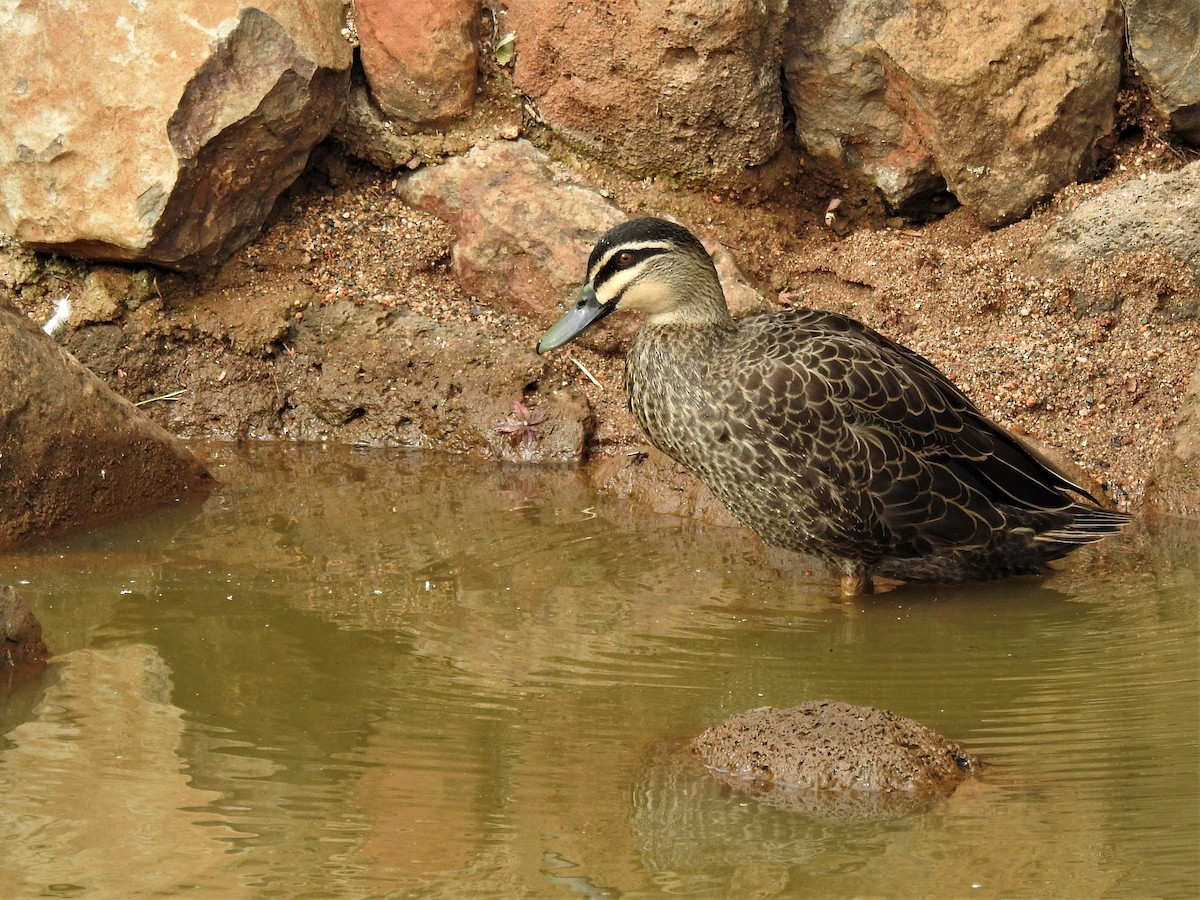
[398,140,627,322]
[356,0,479,125]
[398,140,769,335]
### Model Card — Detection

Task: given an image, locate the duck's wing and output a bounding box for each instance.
[729,310,1119,552]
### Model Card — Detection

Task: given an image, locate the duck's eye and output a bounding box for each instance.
[616,251,636,267]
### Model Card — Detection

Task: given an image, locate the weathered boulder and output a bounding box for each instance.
[1146,362,1200,518]
[0,1,351,272]
[1,585,49,676]
[1036,160,1200,279]
[504,0,788,177]
[0,298,213,548]
[785,0,1123,224]
[691,701,981,819]
[1126,0,1200,144]
[398,140,770,342]
[398,140,628,322]
[355,0,479,126]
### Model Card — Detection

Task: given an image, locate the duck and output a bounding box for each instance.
[536,217,1130,596]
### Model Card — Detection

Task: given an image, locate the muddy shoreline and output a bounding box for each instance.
[4,136,1198,528]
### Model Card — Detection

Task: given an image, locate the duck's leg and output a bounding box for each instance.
[838,562,875,599]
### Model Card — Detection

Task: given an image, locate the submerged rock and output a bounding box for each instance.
[1,585,49,676]
[691,701,981,819]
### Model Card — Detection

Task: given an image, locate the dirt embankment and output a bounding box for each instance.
[4,121,1198,520]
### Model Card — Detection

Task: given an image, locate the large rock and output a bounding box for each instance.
[0,299,213,548]
[1126,0,1200,144]
[504,0,788,178]
[785,0,1123,223]
[355,0,478,126]
[0,1,351,272]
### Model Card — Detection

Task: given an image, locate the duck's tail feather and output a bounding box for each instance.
[1030,503,1131,556]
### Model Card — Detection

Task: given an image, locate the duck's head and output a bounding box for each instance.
[536,217,728,354]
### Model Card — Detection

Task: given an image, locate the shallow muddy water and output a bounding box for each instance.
[1,444,1196,897]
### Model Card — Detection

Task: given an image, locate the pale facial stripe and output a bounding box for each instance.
[590,240,673,306]
[589,240,675,281]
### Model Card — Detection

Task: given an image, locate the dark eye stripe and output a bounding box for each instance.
[595,246,667,286]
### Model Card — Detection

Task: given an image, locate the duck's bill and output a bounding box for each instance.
[536,283,615,354]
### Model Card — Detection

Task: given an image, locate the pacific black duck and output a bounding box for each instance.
[536,217,1130,596]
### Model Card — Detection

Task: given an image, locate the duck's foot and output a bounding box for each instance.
[839,570,875,599]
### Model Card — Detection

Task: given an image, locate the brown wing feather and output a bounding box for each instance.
[728,310,1102,557]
